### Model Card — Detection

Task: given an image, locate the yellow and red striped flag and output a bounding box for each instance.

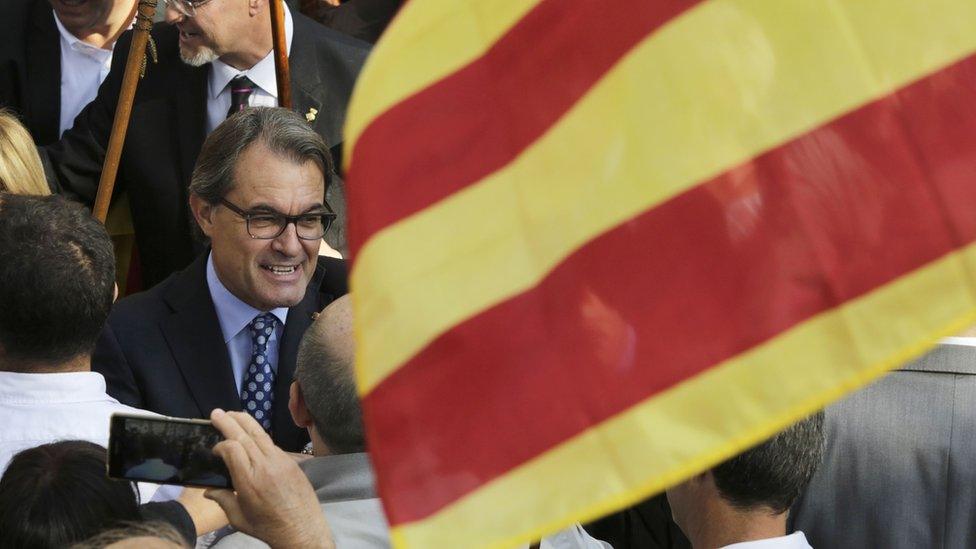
[344,1,976,547]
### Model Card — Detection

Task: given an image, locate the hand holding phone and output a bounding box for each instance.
[108,413,232,489]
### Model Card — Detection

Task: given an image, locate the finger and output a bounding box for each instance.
[224,410,279,457]
[212,440,255,495]
[211,409,264,463]
[204,488,247,529]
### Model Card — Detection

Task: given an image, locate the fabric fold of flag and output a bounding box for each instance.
[345,1,976,548]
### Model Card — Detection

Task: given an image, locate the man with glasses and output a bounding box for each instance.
[41,0,369,288]
[92,108,347,452]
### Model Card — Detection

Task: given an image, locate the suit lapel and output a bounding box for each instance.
[175,65,208,187]
[272,277,320,442]
[26,0,61,146]
[160,255,241,416]
[288,16,330,143]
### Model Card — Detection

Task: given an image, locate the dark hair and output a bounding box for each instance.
[0,194,115,368]
[712,411,825,514]
[295,296,364,454]
[189,107,332,206]
[0,441,141,548]
[71,521,189,549]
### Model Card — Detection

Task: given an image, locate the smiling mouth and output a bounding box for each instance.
[59,0,88,6]
[262,264,299,275]
[178,27,200,40]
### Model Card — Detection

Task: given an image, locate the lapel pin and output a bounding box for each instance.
[305,107,318,123]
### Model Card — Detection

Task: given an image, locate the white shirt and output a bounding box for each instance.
[53,13,124,136]
[206,254,288,395]
[0,370,160,501]
[205,4,294,133]
[722,532,813,549]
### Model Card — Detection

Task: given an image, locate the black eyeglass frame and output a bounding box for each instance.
[161,0,215,17]
[218,198,336,241]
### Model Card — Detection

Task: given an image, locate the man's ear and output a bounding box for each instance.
[248,0,265,17]
[188,194,215,239]
[288,381,314,428]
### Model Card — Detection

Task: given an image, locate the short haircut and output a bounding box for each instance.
[295,296,364,454]
[189,107,332,207]
[0,441,141,548]
[712,411,825,514]
[0,109,49,195]
[71,521,188,549]
[0,194,115,368]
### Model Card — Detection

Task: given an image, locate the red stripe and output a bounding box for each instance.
[346,0,701,256]
[364,53,976,525]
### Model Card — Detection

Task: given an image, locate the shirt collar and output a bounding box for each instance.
[0,371,112,404]
[206,253,288,344]
[52,10,129,56]
[721,532,811,549]
[208,2,294,100]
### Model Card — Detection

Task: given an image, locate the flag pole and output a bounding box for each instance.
[92,0,158,223]
[269,0,291,109]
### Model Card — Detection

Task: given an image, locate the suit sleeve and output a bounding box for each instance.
[92,321,145,408]
[38,29,131,204]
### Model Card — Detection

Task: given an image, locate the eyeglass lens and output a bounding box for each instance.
[246,214,332,240]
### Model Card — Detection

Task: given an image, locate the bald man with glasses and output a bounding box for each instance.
[41,0,369,289]
[92,108,348,452]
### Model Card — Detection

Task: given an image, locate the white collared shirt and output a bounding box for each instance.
[722,532,813,549]
[206,253,289,395]
[205,4,294,134]
[0,370,160,501]
[53,13,127,136]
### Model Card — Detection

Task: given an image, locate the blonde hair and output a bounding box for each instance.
[0,110,49,195]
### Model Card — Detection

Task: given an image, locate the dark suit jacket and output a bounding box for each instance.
[791,343,976,548]
[92,253,348,452]
[43,15,369,287]
[289,0,404,44]
[0,0,64,146]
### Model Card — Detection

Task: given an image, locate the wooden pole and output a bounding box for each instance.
[269,0,292,109]
[92,0,158,223]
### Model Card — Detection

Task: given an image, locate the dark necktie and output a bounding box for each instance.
[227,75,256,118]
[241,312,278,432]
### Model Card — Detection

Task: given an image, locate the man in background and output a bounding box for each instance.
[667,412,825,548]
[0,0,137,146]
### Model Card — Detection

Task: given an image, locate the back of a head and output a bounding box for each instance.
[71,521,189,549]
[295,295,364,454]
[0,441,141,548]
[712,411,826,514]
[0,110,49,195]
[0,194,115,370]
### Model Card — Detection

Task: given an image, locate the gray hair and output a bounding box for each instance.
[712,410,826,514]
[295,295,364,454]
[189,107,332,205]
[70,521,189,548]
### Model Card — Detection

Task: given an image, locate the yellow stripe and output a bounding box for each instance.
[352,0,976,395]
[389,240,976,549]
[343,0,541,165]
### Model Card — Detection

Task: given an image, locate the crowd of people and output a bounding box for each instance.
[0,0,973,548]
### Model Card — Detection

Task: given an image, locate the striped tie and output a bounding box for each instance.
[227,75,255,118]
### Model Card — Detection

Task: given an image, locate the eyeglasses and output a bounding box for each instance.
[219,198,336,241]
[161,0,214,17]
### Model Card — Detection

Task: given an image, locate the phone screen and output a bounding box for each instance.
[108,413,232,489]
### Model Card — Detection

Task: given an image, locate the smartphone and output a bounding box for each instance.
[108,413,232,489]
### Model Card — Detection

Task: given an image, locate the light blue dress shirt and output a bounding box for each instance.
[206,254,288,395]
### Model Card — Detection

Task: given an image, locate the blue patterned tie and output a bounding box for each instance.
[241,313,278,432]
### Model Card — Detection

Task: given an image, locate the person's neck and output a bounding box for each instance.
[310,430,331,457]
[686,500,788,549]
[65,0,138,50]
[0,354,90,374]
[218,19,274,71]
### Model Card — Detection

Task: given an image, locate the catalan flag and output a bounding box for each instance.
[344,1,976,547]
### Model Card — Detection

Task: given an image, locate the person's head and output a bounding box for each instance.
[163,0,275,69]
[189,108,332,313]
[71,521,189,549]
[47,0,135,41]
[290,295,363,455]
[666,411,825,544]
[0,441,141,548]
[0,194,115,372]
[0,110,49,195]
